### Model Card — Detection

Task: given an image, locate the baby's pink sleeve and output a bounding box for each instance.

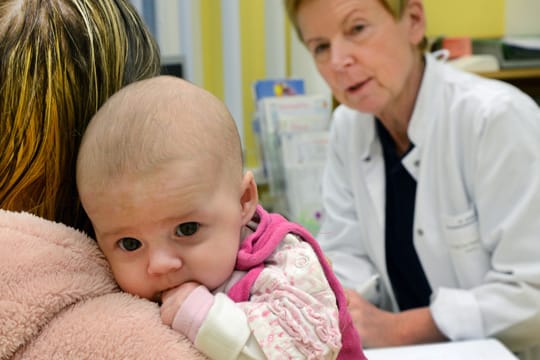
[171,285,214,342]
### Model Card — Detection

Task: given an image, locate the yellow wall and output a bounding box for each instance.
[200,0,224,99]
[424,0,505,38]
[240,1,266,168]
[199,1,265,169]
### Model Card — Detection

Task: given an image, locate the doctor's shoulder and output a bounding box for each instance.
[440,65,539,133]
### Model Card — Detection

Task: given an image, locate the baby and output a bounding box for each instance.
[76,76,365,359]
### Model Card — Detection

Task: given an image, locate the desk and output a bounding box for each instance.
[364,339,518,360]
[478,67,540,80]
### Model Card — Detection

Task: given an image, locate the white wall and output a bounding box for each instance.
[505,0,540,36]
[178,0,203,86]
[155,0,182,57]
[264,0,287,78]
[221,0,243,143]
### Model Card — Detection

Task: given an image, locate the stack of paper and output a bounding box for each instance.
[364,339,518,360]
[256,94,331,233]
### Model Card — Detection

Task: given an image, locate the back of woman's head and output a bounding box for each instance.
[0,0,160,233]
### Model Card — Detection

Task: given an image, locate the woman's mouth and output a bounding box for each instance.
[346,78,371,93]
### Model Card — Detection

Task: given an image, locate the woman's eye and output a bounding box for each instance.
[175,222,200,237]
[350,23,365,34]
[312,43,329,56]
[118,237,142,252]
[310,43,330,62]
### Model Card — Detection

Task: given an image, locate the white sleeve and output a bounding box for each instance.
[194,293,266,360]
[318,108,382,304]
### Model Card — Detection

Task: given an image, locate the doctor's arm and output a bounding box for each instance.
[345,290,447,348]
[317,116,383,305]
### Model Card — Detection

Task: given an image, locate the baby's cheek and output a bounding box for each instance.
[114,269,154,300]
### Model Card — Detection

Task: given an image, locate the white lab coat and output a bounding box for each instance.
[318,54,540,358]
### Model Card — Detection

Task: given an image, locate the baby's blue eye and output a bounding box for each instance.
[175,222,199,236]
[118,237,142,251]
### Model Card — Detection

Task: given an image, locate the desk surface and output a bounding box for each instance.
[364,339,517,360]
[477,67,540,80]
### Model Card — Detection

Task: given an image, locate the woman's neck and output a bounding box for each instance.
[378,55,425,156]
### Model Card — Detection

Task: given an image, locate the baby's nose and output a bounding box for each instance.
[147,248,182,276]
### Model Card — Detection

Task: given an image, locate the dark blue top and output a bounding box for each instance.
[375,119,432,310]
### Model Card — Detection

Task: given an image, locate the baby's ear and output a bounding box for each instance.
[239,170,259,225]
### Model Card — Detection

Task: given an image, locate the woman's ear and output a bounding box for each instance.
[404,0,426,47]
[239,170,259,225]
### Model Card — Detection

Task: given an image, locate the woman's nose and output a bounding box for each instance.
[147,248,182,276]
[330,37,354,70]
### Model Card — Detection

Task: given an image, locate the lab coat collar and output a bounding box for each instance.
[359,54,443,162]
[360,117,377,161]
[403,54,445,179]
[352,54,444,184]
[407,53,444,153]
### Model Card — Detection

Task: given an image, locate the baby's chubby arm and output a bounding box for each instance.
[159,235,341,359]
[160,281,201,326]
[160,282,266,359]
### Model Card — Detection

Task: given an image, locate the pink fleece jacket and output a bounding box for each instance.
[0,209,206,360]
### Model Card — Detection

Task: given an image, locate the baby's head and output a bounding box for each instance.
[76,75,258,301]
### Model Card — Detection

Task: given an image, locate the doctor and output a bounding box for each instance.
[285,0,540,358]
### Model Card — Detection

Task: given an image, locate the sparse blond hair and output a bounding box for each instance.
[76,76,243,197]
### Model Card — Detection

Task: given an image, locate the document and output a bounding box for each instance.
[503,36,540,51]
[280,130,329,234]
[364,339,518,360]
[255,94,331,232]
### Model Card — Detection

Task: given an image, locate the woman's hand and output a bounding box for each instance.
[160,281,201,326]
[345,288,400,347]
[344,288,447,348]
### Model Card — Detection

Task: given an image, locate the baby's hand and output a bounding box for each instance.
[160,281,201,326]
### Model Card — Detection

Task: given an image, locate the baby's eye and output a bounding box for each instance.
[175,222,199,237]
[118,237,142,252]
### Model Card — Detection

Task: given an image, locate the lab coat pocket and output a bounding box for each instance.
[442,208,490,289]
